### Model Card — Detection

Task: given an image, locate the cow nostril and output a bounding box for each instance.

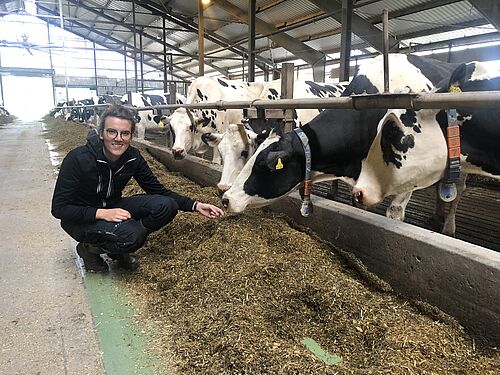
[353,190,363,204]
[217,188,225,197]
[221,197,229,208]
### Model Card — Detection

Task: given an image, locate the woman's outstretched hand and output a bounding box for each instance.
[195,202,225,219]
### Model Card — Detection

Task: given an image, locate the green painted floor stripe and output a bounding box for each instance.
[84,269,161,375]
[301,337,343,366]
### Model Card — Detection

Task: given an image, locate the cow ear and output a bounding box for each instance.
[201,132,223,147]
[448,63,469,91]
[153,114,162,124]
[264,150,289,171]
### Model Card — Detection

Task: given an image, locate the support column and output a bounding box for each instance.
[93,41,98,95]
[198,1,205,76]
[132,0,138,92]
[247,0,256,82]
[339,0,353,82]
[281,62,295,132]
[163,17,168,93]
[46,23,56,105]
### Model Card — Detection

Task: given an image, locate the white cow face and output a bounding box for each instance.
[168,108,208,160]
[353,103,447,206]
[202,123,258,192]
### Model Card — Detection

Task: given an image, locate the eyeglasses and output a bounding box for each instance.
[105,128,132,140]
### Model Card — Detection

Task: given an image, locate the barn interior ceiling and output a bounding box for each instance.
[0,0,499,81]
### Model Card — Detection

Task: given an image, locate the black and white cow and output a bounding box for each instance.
[121,92,186,139]
[222,54,461,219]
[200,80,347,191]
[163,76,265,161]
[352,61,500,235]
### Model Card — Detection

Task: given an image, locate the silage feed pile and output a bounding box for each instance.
[44,117,500,374]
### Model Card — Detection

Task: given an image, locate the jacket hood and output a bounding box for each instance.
[86,128,102,157]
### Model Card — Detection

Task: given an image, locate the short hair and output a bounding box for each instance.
[98,104,136,133]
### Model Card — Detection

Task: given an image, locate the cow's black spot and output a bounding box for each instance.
[268,88,279,100]
[218,78,228,87]
[231,85,237,89]
[381,120,415,168]
[147,114,152,121]
[400,109,421,133]
[305,81,340,98]
[197,89,204,101]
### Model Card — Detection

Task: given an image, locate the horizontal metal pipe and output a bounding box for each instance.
[55,91,500,112]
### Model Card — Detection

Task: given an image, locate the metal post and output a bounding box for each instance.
[163,16,168,93]
[124,44,128,93]
[58,0,69,103]
[93,41,98,95]
[139,28,144,93]
[281,62,295,132]
[339,0,353,82]
[382,8,389,93]
[132,0,138,91]
[0,48,4,107]
[168,54,176,105]
[198,0,205,76]
[46,23,56,105]
[247,0,256,82]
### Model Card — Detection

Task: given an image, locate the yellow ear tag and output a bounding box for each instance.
[275,157,284,170]
[158,120,165,128]
[449,86,462,93]
[197,123,203,129]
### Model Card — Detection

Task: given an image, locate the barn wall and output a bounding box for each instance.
[144,142,500,344]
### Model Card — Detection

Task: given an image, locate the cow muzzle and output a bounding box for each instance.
[172,148,185,160]
[217,183,231,197]
[352,188,364,205]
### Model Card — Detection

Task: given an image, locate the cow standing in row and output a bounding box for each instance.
[121,92,186,139]
[201,80,347,192]
[162,76,265,162]
[352,61,500,236]
[221,54,461,222]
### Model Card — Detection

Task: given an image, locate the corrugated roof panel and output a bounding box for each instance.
[356,0,437,20]
[384,2,485,37]
[285,17,341,39]
[257,0,323,26]
[403,25,496,45]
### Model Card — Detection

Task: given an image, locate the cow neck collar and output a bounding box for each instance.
[293,127,313,217]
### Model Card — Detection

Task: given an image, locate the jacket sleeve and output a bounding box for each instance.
[133,153,196,212]
[51,151,98,223]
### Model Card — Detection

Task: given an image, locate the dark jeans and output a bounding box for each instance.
[61,194,178,254]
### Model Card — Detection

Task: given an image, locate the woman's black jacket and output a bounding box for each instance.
[51,130,195,224]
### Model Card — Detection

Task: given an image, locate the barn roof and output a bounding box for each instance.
[1,0,499,81]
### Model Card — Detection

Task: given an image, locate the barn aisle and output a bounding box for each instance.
[0,120,104,374]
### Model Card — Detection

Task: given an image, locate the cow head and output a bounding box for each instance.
[352,87,448,207]
[222,130,304,213]
[168,107,207,160]
[201,123,262,193]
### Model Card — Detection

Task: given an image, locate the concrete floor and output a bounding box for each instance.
[0,120,104,374]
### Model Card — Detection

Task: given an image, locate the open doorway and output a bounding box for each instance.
[2,76,54,120]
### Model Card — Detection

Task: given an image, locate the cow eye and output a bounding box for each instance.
[241,150,249,159]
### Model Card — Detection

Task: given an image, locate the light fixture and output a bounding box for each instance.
[201,0,211,5]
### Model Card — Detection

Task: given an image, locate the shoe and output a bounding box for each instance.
[107,253,139,271]
[76,243,108,272]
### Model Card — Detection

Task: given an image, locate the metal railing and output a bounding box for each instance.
[52,91,500,115]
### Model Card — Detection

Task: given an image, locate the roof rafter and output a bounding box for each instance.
[469,0,500,32]
[308,0,399,51]
[36,3,195,80]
